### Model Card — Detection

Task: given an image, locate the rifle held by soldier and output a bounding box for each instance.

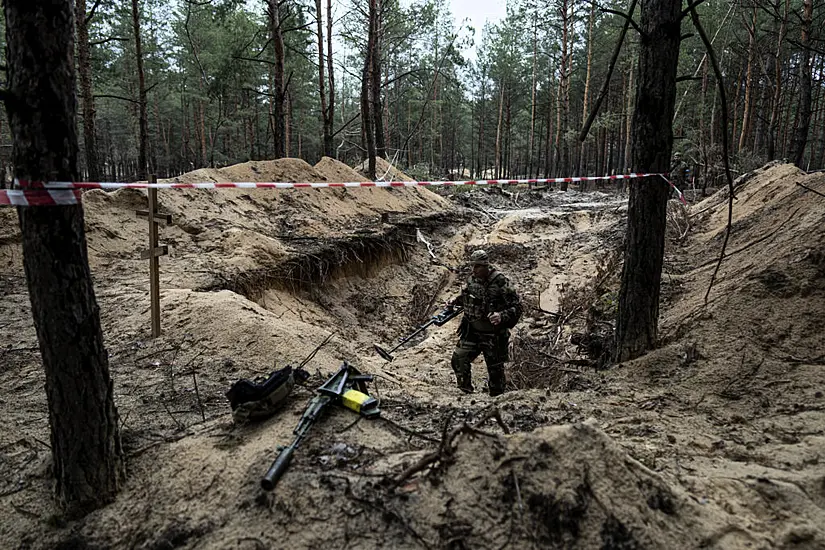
[374,304,463,362]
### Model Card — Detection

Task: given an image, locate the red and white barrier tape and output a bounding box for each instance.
[0,189,83,207]
[0,173,685,206]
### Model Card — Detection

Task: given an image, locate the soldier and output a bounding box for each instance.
[670,152,689,192]
[447,249,522,396]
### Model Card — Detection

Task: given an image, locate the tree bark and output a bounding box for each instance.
[326,0,336,158]
[4,0,124,517]
[314,0,333,158]
[529,18,538,177]
[372,0,386,160]
[738,7,757,154]
[75,0,99,181]
[361,0,377,178]
[495,84,504,179]
[580,2,595,176]
[131,0,148,180]
[615,0,681,362]
[267,0,286,159]
[768,0,789,160]
[789,0,813,168]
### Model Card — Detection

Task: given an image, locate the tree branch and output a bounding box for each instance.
[331,113,360,139]
[579,0,638,142]
[94,93,140,104]
[598,6,643,35]
[85,0,104,24]
[676,75,703,83]
[233,55,276,66]
[90,36,129,47]
[681,0,708,20]
[689,5,735,304]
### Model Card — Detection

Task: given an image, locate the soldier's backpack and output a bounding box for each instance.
[226,365,310,424]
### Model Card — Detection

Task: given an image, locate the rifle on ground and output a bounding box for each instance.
[261,361,380,491]
[373,305,463,362]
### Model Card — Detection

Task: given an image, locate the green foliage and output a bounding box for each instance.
[10,0,818,182]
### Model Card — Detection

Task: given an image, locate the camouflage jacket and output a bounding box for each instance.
[454,268,522,331]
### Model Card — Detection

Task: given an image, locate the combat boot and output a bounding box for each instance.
[487,366,506,397]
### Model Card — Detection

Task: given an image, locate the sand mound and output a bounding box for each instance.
[72,157,453,288]
[660,163,825,356]
[356,156,415,181]
[396,421,714,548]
[313,156,365,182]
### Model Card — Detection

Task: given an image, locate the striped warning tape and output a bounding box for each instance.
[0,173,684,206]
[0,189,83,207]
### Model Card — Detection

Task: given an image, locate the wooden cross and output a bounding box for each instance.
[136,175,171,337]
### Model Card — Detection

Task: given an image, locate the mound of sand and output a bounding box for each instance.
[398,421,719,548]
[356,156,415,182]
[314,156,365,182]
[72,157,452,288]
[659,162,825,358]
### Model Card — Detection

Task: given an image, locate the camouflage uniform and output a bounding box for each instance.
[670,154,689,192]
[450,252,522,396]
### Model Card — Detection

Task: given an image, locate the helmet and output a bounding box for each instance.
[469,249,489,266]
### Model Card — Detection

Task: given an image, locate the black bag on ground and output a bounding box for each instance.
[226,365,309,424]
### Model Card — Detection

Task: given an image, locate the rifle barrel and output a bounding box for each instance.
[261,442,296,491]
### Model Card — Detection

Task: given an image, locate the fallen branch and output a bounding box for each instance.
[392,408,509,487]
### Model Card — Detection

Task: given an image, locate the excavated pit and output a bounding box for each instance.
[3,161,824,550]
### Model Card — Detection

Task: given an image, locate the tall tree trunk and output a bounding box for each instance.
[529,18,538,177]
[131,0,148,180]
[372,0,386,160]
[580,2,595,175]
[738,7,757,153]
[556,0,571,187]
[624,63,634,173]
[75,0,99,181]
[768,0,789,160]
[495,84,504,179]
[789,0,813,168]
[4,0,124,517]
[361,0,377,178]
[267,0,286,159]
[477,71,486,178]
[326,0,336,158]
[315,0,333,158]
[615,0,681,362]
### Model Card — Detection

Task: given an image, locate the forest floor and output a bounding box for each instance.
[1,159,824,549]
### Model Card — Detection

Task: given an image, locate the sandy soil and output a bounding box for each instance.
[0,160,823,549]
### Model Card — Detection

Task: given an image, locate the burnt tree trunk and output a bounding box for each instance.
[4,0,124,517]
[615,0,681,362]
[789,0,813,168]
[130,0,148,180]
[75,0,99,180]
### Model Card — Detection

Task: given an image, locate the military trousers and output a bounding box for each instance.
[450,329,509,396]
